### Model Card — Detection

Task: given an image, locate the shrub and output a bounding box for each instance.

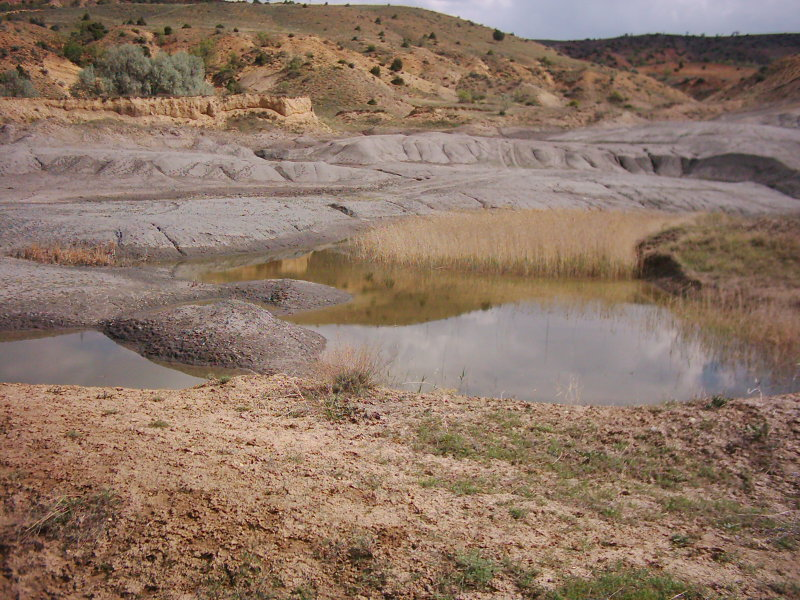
[389,57,402,71]
[73,44,212,97]
[63,39,85,64]
[369,65,380,76]
[390,76,404,85]
[0,69,37,97]
[163,25,172,35]
[493,29,506,41]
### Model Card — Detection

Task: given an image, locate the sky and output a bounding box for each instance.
[307,0,800,40]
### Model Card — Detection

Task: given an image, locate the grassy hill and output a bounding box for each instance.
[539,33,800,100]
[0,2,698,129]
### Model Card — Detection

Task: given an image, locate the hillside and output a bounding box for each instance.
[540,33,800,100]
[0,3,700,130]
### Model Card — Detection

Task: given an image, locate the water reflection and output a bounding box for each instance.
[0,331,205,389]
[197,249,794,405]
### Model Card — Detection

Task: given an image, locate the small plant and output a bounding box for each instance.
[11,242,116,266]
[0,69,37,97]
[389,57,403,71]
[163,25,172,35]
[315,345,386,396]
[669,533,694,547]
[25,490,119,547]
[706,394,731,409]
[390,76,405,85]
[493,28,506,42]
[509,506,528,520]
[148,419,169,429]
[451,550,498,590]
[369,65,381,76]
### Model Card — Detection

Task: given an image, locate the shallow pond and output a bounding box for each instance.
[0,330,206,389]
[195,248,797,405]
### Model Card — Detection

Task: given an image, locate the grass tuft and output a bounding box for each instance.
[314,344,387,395]
[548,566,711,599]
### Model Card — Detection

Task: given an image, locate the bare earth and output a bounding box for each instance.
[0,376,797,599]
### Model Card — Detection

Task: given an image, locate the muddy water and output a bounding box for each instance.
[198,249,795,405]
[0,330,205,389]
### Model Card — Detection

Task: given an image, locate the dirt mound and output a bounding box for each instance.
[103,299,325,374]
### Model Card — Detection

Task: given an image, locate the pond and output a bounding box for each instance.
[195,248,796,405]
[0,330,206,389]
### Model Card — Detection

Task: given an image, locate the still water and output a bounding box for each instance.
[0,330,205,389]
[196,249,796,405]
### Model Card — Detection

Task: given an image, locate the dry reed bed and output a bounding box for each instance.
[10,242,117,267]
[352,210,687,279]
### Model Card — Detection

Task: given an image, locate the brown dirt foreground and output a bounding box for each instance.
[1,376,798,599]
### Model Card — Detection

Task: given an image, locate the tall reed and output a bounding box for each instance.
[352,210,686,279]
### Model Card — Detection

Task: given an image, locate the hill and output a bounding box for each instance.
[540,33,800,100]
[0,2,699,130]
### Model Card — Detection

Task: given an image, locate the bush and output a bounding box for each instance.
[390,76,404,85]
[73,44,212,97]
[63,39,85,64]
[369,65,380,76]
[493,29,505,41]
[389,57,403,71]
[0,69,37,97]
[163,25,172,35]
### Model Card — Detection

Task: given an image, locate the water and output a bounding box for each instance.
[0,330,205,389]
[195,248,796,405]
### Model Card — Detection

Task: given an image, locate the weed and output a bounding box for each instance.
[25,490,118,546]
[321,394,360,422]
[65,429,82,439]
[199,552,278,599]
[509,506,528,520]
[706,394,731,409]
[669,533,694,547]
[450,550,498,590]
[101,408,119,416]
[148,419,169,429]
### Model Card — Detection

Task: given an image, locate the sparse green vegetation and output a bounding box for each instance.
[0,69,37,97]
[25,490,119,547]
[548,566,710,600]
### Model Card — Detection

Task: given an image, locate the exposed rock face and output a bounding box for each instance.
[0,94,317,126]
[103,300,326,375]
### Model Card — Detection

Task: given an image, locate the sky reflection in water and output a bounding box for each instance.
[197,249,790,405]
[0,331,204,389]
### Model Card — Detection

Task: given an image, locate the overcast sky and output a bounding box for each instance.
[310,0,800,40]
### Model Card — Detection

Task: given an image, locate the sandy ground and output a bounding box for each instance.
[0,376,797,599]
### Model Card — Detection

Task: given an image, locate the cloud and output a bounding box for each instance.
[315,0,800,40]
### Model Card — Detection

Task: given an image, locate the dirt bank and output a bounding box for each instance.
[0,376,797,599]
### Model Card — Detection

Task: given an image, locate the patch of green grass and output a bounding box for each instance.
[548,566,710,600]
[451,550,498,590]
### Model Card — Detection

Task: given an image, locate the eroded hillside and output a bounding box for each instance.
[1,3,706,130]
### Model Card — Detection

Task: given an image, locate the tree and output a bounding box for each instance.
[493,29,505,42]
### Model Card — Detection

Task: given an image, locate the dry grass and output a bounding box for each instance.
[11,242,117,267]
[352,210,686,279]
[313,344,389,395]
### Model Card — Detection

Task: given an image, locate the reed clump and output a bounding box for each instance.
[352,210,685,279]
[11,242,117,266]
